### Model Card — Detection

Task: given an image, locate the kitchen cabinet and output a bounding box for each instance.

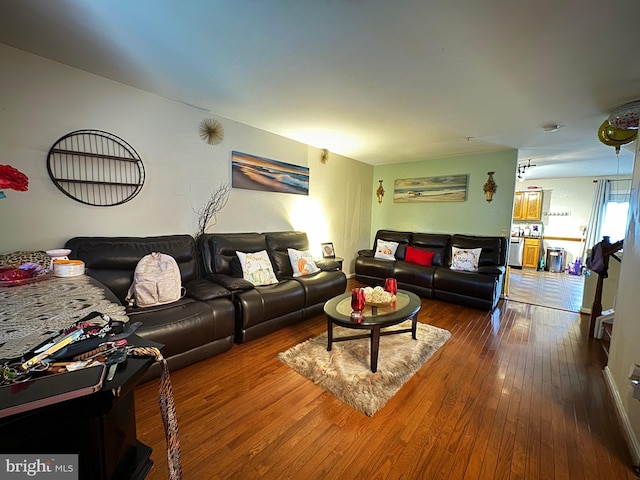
[522,238,541,269]
[513,190,542,220]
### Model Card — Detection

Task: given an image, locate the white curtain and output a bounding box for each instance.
[584,179,610,258]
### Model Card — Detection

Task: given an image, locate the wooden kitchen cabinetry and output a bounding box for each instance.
[513,190,543,220]
[522,237,541,269]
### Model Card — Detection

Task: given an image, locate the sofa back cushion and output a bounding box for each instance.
[410,233,451,267]
[451,234,506,267]
[373,230,412,260]
[198,233,265,276]
[65,235,198,304]
[265,231,310,278]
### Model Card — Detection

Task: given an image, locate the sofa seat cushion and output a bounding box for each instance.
[434,267,497,300]
[393,261,437,289]
[355,256,395,279]
[128,297,234,359]
[292,270,347,307]
[185,278,232,301]
[235,280,305,329]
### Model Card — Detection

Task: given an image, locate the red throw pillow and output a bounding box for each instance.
[405,246,435,266]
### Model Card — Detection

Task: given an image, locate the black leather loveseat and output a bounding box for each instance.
[355,230,507,310]
[198,231,347,343]
[65,235,236,378]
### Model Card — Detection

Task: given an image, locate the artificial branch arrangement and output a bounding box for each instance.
[194,183,231,237]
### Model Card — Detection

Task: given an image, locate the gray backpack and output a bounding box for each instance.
[126,252,186,307]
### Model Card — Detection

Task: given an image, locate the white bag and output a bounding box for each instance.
[126,252,185,308]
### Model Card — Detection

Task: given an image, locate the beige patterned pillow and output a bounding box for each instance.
[0,251,50,269]
[236,250,279,286]
[450,247,482,272]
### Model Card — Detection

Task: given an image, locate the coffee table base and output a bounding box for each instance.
[327,315,418,373]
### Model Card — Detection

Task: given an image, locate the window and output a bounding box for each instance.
[601,179,631,242]
[601,201,629,242]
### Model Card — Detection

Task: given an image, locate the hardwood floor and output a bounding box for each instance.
[135,280,637,479]
[507,268,585,313]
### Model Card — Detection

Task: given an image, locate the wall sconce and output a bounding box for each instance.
[320,149,329,163]
[482,171,497,202]
[376,180,385,204]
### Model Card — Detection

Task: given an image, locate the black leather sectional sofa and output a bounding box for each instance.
[198,231,347,343]
[65,235,236,379]
[66,231,346,378]
[355,230,507,310]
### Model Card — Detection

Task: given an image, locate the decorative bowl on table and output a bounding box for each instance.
[0,264,51,287]
[362,286,396,306]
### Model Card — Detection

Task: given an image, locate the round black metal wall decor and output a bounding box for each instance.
[47,130,145,206]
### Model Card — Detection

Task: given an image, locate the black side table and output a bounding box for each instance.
[0,334,160,480]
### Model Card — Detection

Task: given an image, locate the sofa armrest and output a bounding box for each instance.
[315,259,341,271]
[184,278,232,301]
[358,249,374,257]
[477,265,505,276]
[205,273,254,291]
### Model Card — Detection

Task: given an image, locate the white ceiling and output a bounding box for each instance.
[1,0,639,180]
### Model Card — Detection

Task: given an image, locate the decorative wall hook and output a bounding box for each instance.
[376,180,385,204]
[483,171,497,202]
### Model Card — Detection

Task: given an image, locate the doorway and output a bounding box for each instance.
[506,268,585,312]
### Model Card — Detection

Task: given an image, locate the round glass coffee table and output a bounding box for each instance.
[323,290,421,372]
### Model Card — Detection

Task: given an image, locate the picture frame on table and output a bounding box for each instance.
[321,242,335,258]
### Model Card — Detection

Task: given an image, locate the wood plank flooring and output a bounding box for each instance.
[134,280,637,479]
[507,268,585,312]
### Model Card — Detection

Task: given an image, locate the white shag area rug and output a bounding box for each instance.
[278,320,451,416]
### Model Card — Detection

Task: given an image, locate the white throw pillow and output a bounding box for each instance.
[374,239,399,261]
[287,248,320,277]
[236,250,279,286]
[450,247,482,272]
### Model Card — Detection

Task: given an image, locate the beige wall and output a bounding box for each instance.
[606,139,640,465]
[0,44,373,275]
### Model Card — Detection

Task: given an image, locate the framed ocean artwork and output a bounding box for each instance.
[393,174,468,202]
[231,151,309,196]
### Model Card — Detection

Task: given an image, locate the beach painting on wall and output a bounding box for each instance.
[231,151,309,196]
[394,174,468,202]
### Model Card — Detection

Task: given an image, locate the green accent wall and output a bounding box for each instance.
[371,150,517,240]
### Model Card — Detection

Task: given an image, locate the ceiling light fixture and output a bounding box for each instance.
[516,159,536,181]
[542,124,564,133]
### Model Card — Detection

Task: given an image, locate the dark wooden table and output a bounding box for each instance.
[0,334,160,480]
[324,290,421,372]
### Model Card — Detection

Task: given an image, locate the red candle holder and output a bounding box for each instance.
[350,288,365,321]
[351,287,366,312]
[384,278,397,295]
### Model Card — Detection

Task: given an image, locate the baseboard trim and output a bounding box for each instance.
[580,307,591,314]
[603,366,640,466]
